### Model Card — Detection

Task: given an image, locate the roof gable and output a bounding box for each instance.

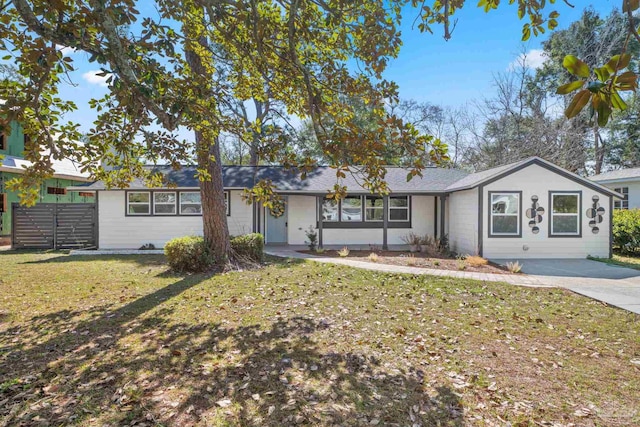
[446,156,621,198]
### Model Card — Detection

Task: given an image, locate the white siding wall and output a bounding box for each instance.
[98,190,253,249]
[482,164,611,259]
[599,180,640,209]
[448,188,479,255]
[287,195,436,246]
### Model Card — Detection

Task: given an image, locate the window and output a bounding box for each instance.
[47,187,67,195]
[154,191,177,215]
[340,196,362,221]
[365,196,383,221]
[180,191,202,215]
[389,196,409,221]
[78,192,95,198]
[127,191,150,215]
[224,191,230,216]
[614,187,629,210]
[0,133,5,150]
[490,192,520,236]
[550,192,581,236]
[322,198,339,221]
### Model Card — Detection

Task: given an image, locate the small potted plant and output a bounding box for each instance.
[402,232,421,253]
[305,226,318,251]
[420,235,434,254]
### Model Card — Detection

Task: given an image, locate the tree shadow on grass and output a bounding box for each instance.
[19,253,167,267]
[0,274,463,426]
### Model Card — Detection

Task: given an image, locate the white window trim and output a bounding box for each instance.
[614,187,629,210]
[364,195,383,222]
[153,191,177,215]
[489,192,520,236]
[388,196,410,222]
[127,191,151,215]
[179,191,202,215]
[550,192,581,236]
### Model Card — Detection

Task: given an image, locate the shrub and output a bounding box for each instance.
[338,247,350,257]
[368,252,379,262]
[406,254,418,266]
[305,226,318,251]
[315,247,326,254]
[465,255,488,267]
[506,261,522,273]
[164,236,214,273]
[230,233,264,263]
[401,232,422,246]
[456,256,466,270]
[613,209,640,253]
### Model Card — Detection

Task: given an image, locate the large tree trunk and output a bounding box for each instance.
[185,39,231,264]
[196,132,231,264]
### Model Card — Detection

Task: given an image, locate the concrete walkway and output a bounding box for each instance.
[265,248,640,315]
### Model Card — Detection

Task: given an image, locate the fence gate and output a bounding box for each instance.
[12,203,97,250]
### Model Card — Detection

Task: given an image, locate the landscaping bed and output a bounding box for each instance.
[300,249,510,274]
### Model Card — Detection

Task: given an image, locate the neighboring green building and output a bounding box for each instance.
[0,120,93,242]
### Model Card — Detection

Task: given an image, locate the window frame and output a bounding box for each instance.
[388,196,410,222]
[126,191,151,216]
[321,197,339,222]
[364,195,384,222]
[179,191,203,216]
[318,195,412,228]
[224,191,231,216]
[153,191,177,215]
[340,195,363,222]
[488,191,522,238]
[614,187,629,210]
[47,187,67,195]
[548,191,582,237]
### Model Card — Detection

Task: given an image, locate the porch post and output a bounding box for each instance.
[382,195,389,250]
[439,195,446,239]
[434,196,438,238]
[317,196,323,249]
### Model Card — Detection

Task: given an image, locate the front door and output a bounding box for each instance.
[266,198,288,244]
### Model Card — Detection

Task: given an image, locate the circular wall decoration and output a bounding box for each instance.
[525,195,545,234]
[586,195,605,234]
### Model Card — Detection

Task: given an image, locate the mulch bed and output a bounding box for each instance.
[300,250,510,274]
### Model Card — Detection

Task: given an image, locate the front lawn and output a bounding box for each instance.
[1,252,639,426]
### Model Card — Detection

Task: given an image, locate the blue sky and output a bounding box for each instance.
[56,0,619,138]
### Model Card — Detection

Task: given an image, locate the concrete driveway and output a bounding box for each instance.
[492,258,640,314]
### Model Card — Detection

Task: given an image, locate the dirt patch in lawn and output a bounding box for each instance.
[300,249,510,274]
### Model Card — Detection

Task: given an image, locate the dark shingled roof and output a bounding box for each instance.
[72,165,470,193]
[590,167,640,183]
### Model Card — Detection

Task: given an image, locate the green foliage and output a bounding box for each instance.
[304,227,318,251]
[164,236,215,273]
[230,233,264,263]
[612,209,640,253]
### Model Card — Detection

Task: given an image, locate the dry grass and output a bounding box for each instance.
[367,252,379,262]
[0,251,639,426]
[465,255,489,267]
[337,246,350,257]
[406,254,418,266]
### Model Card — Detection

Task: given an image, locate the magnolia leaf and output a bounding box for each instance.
[565,89,591,119]
[611,92,628,111]
[596,100,612,127]
[605,54,631,73]
[594,67,610,82]
[556,80,584,95]
[562,55,590,78]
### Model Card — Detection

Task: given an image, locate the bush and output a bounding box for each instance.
[230,233,264,262]
[613,209,640,253]
[164,236,214,273]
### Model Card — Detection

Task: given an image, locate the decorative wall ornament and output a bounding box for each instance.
[586,195,605,234]
[525,195,545,234]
